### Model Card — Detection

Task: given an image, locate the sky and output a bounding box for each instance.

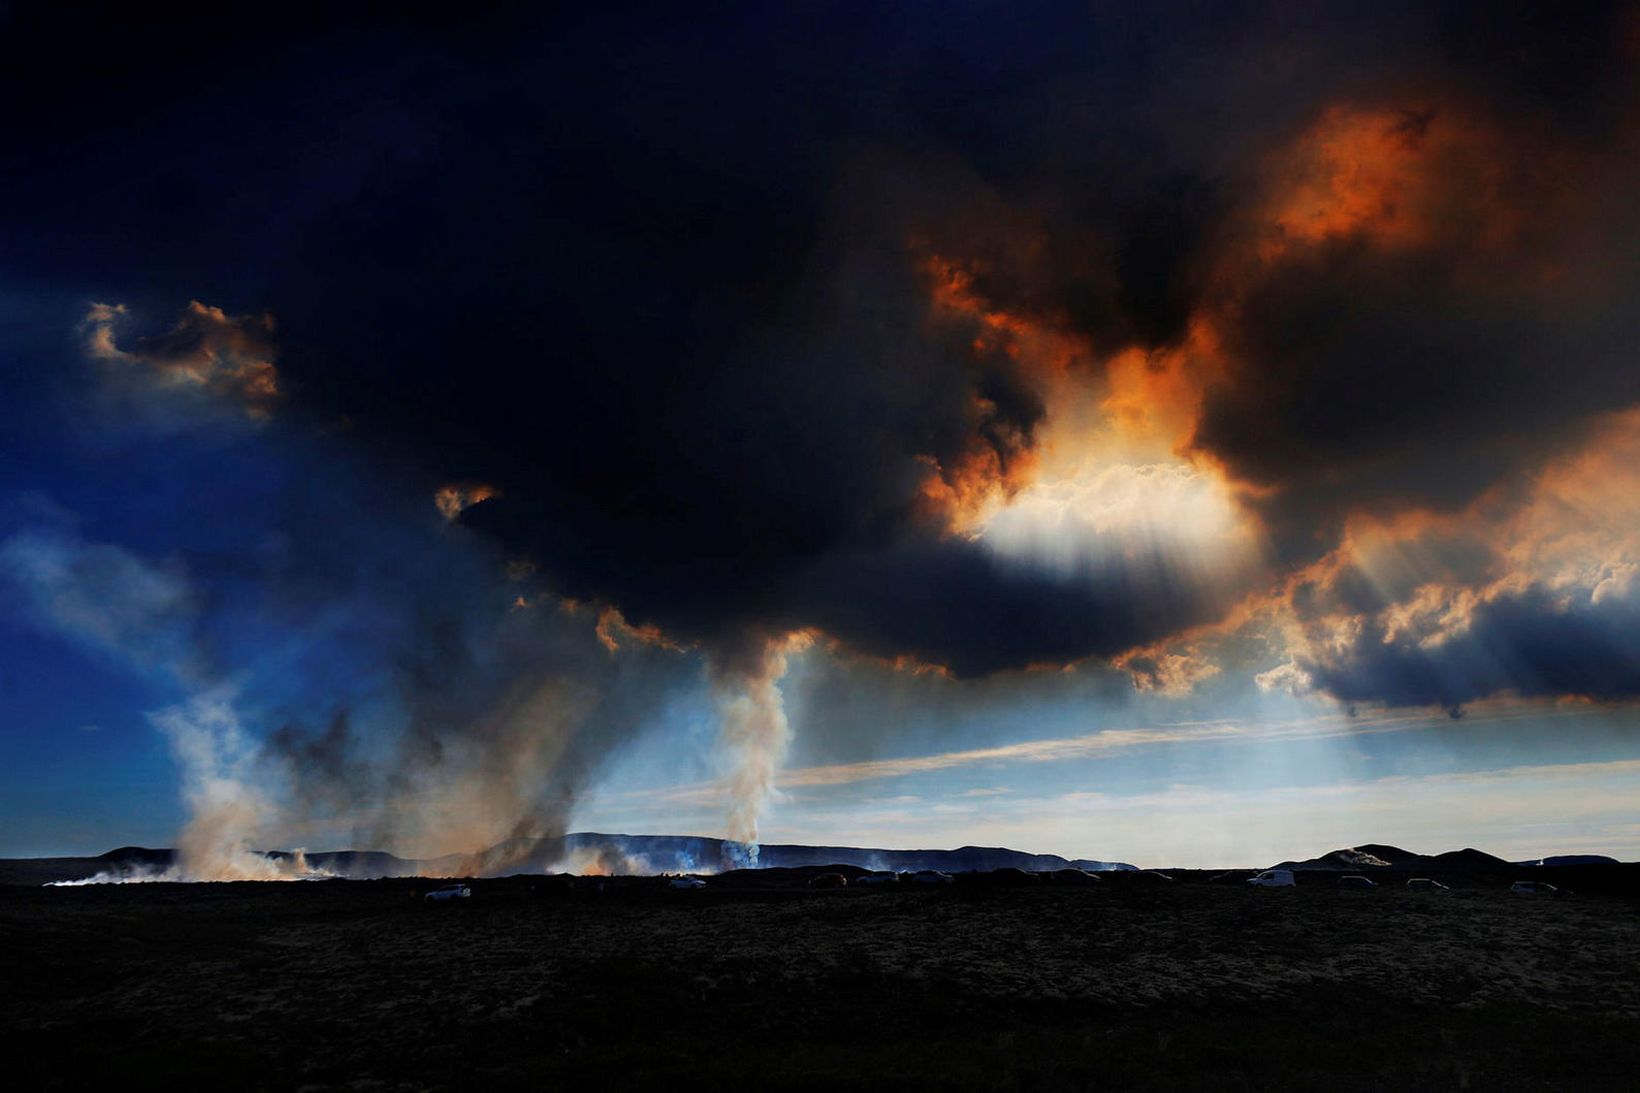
[3,2,1640,870]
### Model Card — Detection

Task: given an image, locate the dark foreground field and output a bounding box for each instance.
[5,873,1640,1091]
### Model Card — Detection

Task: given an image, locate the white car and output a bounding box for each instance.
[854,872,899,887]
[908,870,954,886]
[424,884,471,902]
[669,876,707,890]
[1510,880,1560,896]
[1247,869,1296,888]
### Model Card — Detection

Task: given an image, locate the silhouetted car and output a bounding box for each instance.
[1051,868,1102,885]
[1337,875,1376,889]
[854,872,899,887]
[807,872,849,889]
[668,876,706,890]
[424,884,471,902]
[1406,878,1448,891]
[908,870,954,886]
[1510,880,1563,896]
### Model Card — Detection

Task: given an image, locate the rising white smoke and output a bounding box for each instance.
[710,631,812,866]
[549,845,655,876]
[1,525,324,882]
[48,691,326,884]
[151,691,326,881]
[5,513,695,883]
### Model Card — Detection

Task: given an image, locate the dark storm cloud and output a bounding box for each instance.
[790,535,1236,678]
[1299,586,1640,710]
[1199,239,1640,563]
[4,0,1639,695]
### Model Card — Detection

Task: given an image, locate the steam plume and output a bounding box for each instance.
[711,632,812,865]
[152,691,322,881]
[0,525,325,880]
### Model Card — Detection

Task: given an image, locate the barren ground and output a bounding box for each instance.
[4,873,1639,1090]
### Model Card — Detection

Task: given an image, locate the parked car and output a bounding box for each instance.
[1510,880,1562,896]
[908,870,954,886]
[854,872,899,887]
[669,875,707,890]
[1337,875,1376,889]
[1247,869,1296,888]
[424,884,471,902]
[807,872,849,889]
[1406,878,1448,891]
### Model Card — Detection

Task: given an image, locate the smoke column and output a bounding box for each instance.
[711,632,812,866]
[152,690,322,881]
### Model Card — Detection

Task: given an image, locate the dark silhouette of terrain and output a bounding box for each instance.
[4,870,1639,1090]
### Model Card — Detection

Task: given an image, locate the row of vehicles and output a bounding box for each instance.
[811,870,955,889]
[667,870,963,891]
[1245,869,1565,894]
[426,872,1570,898]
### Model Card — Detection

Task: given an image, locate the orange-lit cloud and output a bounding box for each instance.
[913,253,1091,531]
[1258,105,1445,257]
[1099,337,1210,457]
[917,249,1234,522]
[922,254,1093,380]
[83,300,281,418]
[908,244,1262,662]
[812,634,954,679]
[1116,648,1222,697]
[914,442,1037,534]
[433,482,499,522]
[593,605,690,654]
[1216,407,1640,708]
[903,89,1630,694]
[1250,102,1562,267]
[917,86,1623,698]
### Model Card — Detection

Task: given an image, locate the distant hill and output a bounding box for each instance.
[7,837,1629,886]
[1272,847,1398,871]
[280,849,420,877]
[424,833,1140,878]
[1350,844,1427,868]
[97,845,173,868]
[1430,847,1514,871]
[1274,845,1519,873]
[1513,854,1621,867]
[0,834,1138,884]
